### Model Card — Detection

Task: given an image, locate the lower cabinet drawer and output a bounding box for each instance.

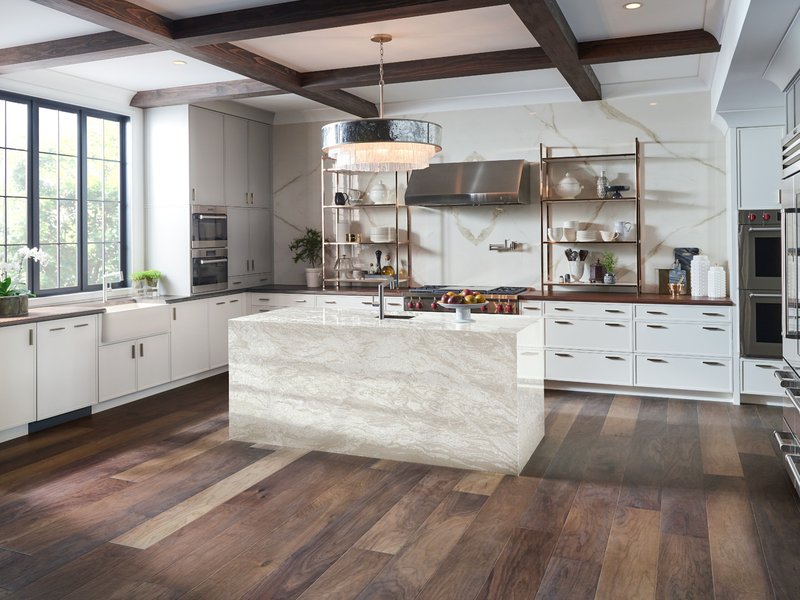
[635,321,731,356]
[316,295,375,309]
[635,355,732,392]
[546,349,633,386]
[545,318,632,352]
[741,359,785,396]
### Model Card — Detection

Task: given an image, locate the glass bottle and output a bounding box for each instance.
[381,254,395,277]
[596,170,609,199]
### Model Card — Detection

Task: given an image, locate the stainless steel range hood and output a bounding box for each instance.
[405,159,531,206]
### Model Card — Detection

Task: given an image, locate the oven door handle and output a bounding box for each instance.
[197,215,227,220]
[748,292,782,298]
[742,225,781,232]
[199,258,228,265]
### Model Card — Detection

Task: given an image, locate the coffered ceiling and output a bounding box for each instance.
[0,0,726,123]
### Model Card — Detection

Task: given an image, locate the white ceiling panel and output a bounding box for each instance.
[558,0,707,41]
[0,0,107,48]
[52,51,248,92]
[133,0,293,20]
[594,55,701,85]
[235,5,536,72]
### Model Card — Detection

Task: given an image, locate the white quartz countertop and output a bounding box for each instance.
[234,307,539,335]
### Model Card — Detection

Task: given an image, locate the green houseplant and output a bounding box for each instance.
[0,247,47,317]
[600,251,618,285]
[289,228,323,288]
[131,269,162,296]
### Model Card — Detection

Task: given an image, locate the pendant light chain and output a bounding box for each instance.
[378,38,385,119]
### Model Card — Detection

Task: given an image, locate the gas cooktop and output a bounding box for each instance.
[407,285,528,295]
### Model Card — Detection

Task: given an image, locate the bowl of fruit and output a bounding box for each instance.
[434,289,487,323]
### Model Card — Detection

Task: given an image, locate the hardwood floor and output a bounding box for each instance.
[1,374,799,599]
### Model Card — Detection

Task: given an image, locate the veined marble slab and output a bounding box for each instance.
[229,308,544,474]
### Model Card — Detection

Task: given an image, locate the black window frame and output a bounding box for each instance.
[0,89,129,296]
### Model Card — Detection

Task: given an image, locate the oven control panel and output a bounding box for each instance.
[739,210,781,225]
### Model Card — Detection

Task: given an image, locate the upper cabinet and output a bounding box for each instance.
[736,125,783,209]
[224,116,271,208]
[189,106,224,204]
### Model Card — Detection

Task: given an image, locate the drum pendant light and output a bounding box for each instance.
[321,34,442,172]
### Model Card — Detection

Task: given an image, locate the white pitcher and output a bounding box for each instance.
[614,221,632,241]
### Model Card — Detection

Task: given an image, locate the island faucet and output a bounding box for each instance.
[377,282,385,320]
[102,271,123,303]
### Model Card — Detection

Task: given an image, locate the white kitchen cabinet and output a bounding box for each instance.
[634,304,731,322]
[545,302,631,319]
[737,125,783,209]
[228,207,272,280]
[636,355,732,393]
[635,321,732,357]
[170,300,210,380]
[224,114,249,207]
[545,317,632,353]
[209,295,244,369]
[189,106,224,204]
[0,324,36,431]
[248,121,271,208]
[546,349,633,386]
[741,358,785,396]
[98,333,170,401]
[519,300,543,316]
[37,315,98,420]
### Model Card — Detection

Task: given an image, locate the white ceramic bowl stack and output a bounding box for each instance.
[370,226,396,243]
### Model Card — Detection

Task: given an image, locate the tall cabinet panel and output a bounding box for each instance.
[188,106,224,204]
[224,114,249,208]
[249,208,272,277]
[170,300,210,380]
[0,324,36,430]
[248,121,271,208]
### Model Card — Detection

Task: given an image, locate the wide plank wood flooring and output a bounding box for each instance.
[1,374,799,599]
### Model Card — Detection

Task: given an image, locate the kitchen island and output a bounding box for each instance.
[228,308,544,474]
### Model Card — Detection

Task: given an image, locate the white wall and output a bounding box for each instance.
[273,91,727,292]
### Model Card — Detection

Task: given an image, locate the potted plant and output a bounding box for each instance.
[131,269,162,296]
[600,251,618,285]
[289,228,323,288]
[0,247,47,317]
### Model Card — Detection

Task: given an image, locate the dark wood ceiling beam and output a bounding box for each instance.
[28,0,377,117]
[172,0,507,46]
[131,79,284,108]
[579,29,721,64]
[0,31,156,73]
[301,47,553,90]
[509,0,601,101]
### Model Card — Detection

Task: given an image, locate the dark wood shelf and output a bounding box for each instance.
[541,152,636,163]
[543,240,638,245]
[541,196,637,203]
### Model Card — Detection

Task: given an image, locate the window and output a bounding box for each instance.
[0,91,128,295]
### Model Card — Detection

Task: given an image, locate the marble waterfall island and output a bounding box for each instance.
[229,308,544,474]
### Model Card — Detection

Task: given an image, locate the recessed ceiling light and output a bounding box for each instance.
[172,60,187,66]
[649,101,658,106]
[624,2,643,9]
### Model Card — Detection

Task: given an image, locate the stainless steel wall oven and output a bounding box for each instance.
[191,205,228,249]
[191,248,228,294]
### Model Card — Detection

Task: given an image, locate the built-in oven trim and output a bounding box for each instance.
[191,248,228,294]
[739,289,782,358]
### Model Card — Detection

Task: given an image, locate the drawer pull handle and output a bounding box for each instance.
[553,320,572,325]
[74,323,89,328]
[259,309,269,312]
[231,281,243,286]
[605,323,624,327]
[646,324,667,329]
[49,327,66,332]
[388,302,402,306]
[554,352,573,358]
[605,309,624,314]
[131,344,136,359]
[140,343,144,358]
[702,326,724,331]
[29,329,33,346]
[702,312,725,317]
[258,298,270,302]
[755,363,776,369]
[325,301,336,304]
[605,356,624,361]
[646,358,667,363]
[295,299,307,303]
[173,307,177,320]
[230,299,239,303]
[703,361,725,366]
[524,306,540,311]
[521,351,539,356]
[216,301,225,305]
[362,301,374,305]
[554,307,572,312]
[646,311,667,315]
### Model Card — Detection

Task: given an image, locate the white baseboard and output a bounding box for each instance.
[544,380,734,403]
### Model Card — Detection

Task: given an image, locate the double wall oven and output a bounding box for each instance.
[191,205,228,293]
[776,125,800,497]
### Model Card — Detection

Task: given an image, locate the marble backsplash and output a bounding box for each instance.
[273,91,727,291]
